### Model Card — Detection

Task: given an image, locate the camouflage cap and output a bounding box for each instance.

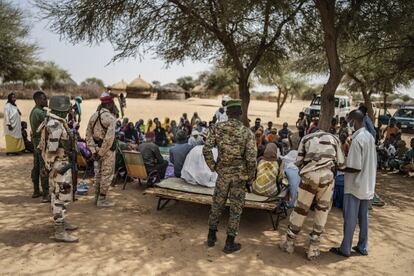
[49,95,71,112]
[226,99,242,108]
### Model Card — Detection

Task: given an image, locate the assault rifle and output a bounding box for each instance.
[68,131,78,201]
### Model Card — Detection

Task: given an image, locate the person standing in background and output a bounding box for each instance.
[3,92,25,155]
[30,91,50,201]
[330,110,377,257]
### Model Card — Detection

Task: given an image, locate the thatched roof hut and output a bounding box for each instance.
[109,79,128,96]
[156,83,189,100]
[126,75,152,98]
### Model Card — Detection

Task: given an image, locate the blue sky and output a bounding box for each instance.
[13,0,414,96]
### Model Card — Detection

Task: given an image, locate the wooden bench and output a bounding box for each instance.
[144,179,288,230]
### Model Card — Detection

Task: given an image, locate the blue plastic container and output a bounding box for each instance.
[333,174,344,209]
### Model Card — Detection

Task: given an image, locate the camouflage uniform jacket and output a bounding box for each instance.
[85,107,116,157]
[296,130,345,175]
[37,113,70,170]
[203,118,257,181]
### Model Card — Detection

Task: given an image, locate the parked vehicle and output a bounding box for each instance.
[378,106,414,132]
[394,106,414,131]
[304,95,351,120]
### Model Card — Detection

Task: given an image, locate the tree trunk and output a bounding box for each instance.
[276,88,282,118]
[277,90,289,118]
[315,0,343,131]
[383,92,388,115]
[238,73,250,126]
[361,87,374,121]
[290,93,294,103]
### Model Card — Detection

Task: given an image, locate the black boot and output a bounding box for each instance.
[207,229,217,247]
[223,235,241,254]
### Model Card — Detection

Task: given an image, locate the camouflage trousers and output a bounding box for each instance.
[208,174,246,236]
[287,168,334,245]
[94,150,115,195]
[49,159,73,224]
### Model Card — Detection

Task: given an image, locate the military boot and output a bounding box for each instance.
[306,234,321,260]
[279,238,295,254]
[223,235,241,254]
[97,195,115,207]
[41,193,51,203]
[54,223,79,243]
[280,227,296,254]
[94,185,100,205]
[32,191,42,198]
[41,183,50,203]
[207,229,217,247]
[64,220,78,231]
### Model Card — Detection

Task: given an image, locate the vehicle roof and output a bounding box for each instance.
[397,106,414,109]
[315,95,349,99]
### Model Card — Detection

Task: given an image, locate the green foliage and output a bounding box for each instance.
[81,77,105,88]
[152,80,161,87]
[176,76,195,91]
[301,86,321,101]
[401,94,411,102]
[202,67,238,96]
[35,61,71,88]
[0,1,36,82]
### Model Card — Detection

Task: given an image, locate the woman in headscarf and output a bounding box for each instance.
[3,93,25,155]
[162,117,171,130]
[124,122,139,144]
[266,128,279,143]
[252,143,284,197]
[147,119,154,133]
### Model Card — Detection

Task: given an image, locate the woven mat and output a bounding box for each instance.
[156,177,270,202]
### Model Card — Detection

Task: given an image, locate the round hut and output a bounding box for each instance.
[192,84,208,98]
[156,83,188,100]
[126,75,152,98]
[111,79,128,96]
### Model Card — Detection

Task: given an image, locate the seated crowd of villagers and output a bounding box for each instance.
[20,93,414,201]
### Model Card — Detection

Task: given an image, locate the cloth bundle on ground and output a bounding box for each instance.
[181,145,218,187]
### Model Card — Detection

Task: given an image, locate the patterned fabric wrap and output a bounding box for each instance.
[252,160,282,197]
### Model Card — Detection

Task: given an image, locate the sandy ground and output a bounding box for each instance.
[0,153,413,275]
[1,97,413,275]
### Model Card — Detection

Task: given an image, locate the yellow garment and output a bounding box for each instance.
[5,134,25,153]
[252,160,284,197]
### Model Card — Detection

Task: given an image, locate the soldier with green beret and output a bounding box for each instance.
[203,99,257,253]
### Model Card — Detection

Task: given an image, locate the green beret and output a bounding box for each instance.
[226,99,242,108]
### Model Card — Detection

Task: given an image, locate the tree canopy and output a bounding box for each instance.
[176,76,195,91]
[36,0,306,124]
[0,1,36,82]
[81,77,105,88]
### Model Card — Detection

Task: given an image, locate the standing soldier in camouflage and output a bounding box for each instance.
[38,95,78,242]
[203,99,257,254]
[30,91,50,202]
[86,92,117,207]
[280,128,345,260]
